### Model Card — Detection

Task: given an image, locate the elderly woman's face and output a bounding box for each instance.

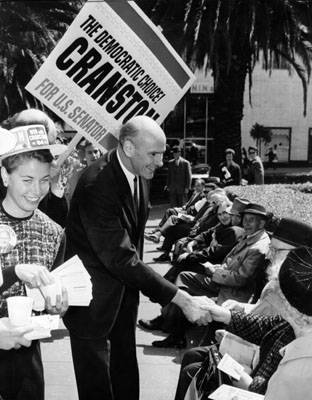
[2,159,50,218]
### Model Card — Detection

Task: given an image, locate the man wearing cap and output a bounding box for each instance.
[217,148,241,186]
[166,146,192,207]
[247,146,264,185]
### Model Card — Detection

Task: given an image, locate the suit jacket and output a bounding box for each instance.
[185,192,205,216]
[185,191,204,209]
[248,156,264,185]
[213,229,270,304]
[167,157,192,193]
[64,150,177,338]
[194,224,245,264]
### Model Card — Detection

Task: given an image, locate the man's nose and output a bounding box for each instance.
[154,154,163,168]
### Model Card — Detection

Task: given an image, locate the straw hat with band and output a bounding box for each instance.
[0,125,67,162]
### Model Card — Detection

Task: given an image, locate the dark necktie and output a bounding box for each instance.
[133,176,139,213]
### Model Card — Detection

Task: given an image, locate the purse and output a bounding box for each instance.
[184,344,232,400]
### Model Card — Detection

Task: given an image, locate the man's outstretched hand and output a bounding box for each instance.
[171,290,215,325]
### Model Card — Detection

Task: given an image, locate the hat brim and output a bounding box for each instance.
[229,210,241,215]
[242,209,268,218]
[0,143,67,160]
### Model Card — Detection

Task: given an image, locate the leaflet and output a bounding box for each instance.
[209,384,264,400]
[26,255,92,311]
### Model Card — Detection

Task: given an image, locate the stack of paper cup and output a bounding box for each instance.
[7,296,33,326]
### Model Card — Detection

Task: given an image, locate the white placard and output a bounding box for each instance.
[26,1,195,153]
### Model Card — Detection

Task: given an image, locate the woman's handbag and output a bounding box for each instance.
[184,344,232,400]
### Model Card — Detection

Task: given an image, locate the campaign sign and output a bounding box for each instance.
[26,0,195,152]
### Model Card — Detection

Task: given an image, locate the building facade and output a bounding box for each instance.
[163,63,312,166]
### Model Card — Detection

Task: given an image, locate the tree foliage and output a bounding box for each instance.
[0,0,85,120]
[250,123,272,149]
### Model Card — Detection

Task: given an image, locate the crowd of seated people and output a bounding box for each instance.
[141,185,312,399]
[1,109,312,400]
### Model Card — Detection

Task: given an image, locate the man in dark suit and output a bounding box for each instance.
[247,146,264,185]
[166,146,192,207]
[64,116,211,400]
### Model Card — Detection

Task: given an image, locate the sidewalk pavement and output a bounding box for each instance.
[42,203,183,400]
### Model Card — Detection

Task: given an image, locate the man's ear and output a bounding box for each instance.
[0,166,9,187]
[122,138,135,157]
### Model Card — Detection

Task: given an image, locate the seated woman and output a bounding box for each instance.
[164,201,244,282]
[0,124,68,400]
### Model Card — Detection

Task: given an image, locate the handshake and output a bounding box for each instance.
[172,290,216,326]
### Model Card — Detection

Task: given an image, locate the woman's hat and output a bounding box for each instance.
[279,247,312,316]
[229,198,250,215]
[241,203,268,218]
[273,218,312,248]
[0,125,67,160]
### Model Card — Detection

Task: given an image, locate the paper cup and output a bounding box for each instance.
[7,296,33,326]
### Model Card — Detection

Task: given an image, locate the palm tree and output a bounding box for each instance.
[0,0,84,121]
[137,0,312,164]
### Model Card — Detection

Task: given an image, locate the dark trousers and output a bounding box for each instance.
[159,207,179,227]
[162,223,193,252]
[0,340,43,400]
[164,262,206,283]
[69,290,139,400]
[169,190,186,208]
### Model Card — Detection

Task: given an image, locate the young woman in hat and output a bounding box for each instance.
[0,125,68,400]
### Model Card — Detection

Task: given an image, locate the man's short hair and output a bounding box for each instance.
[225,148,235,156]
[119,120,140,144]
[172,146,181,154]
[248,146,258,154]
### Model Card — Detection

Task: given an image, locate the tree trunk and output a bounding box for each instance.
[212,51,248,167]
